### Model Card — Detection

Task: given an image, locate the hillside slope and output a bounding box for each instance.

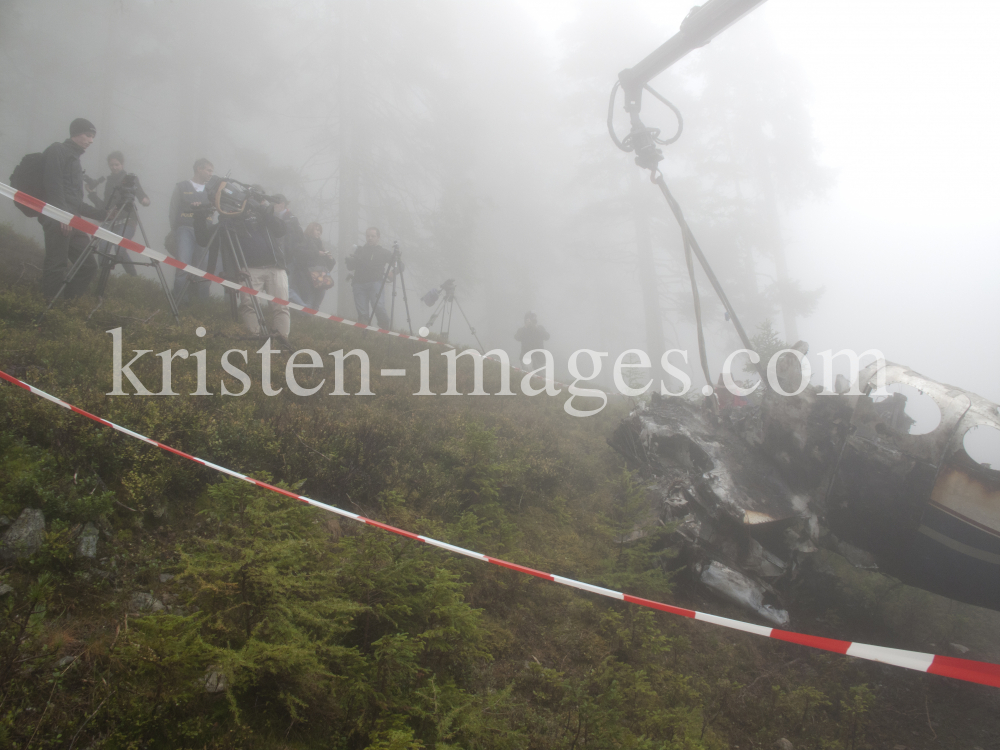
[0,223,998,750]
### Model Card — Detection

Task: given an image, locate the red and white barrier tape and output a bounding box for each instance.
[0,183,599,392]
[0,367,997,689]
[0,183,446,338]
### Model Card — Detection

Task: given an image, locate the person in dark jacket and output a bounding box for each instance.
[193,201,289,341]
[87,151,149,277]
[270,197,336,310]
[88,151,150,212]
[345,227,392,328]
[514,311,550,371]
[296,222,335,311]
[39,118,106,299]
[271,195,307,306]
[168,158,214,304]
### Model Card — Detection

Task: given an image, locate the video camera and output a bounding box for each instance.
[105,173,141,210]
[421,278,456,306]
[205,175,281,218]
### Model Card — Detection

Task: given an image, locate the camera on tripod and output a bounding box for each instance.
[93,173,141,212]
[421,278,456,306]
[205,175,280,218]
[109,173,139,203]
[420,277,483,350]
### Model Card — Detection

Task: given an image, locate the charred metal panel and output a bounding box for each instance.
[828,366,967,514]
[699,560,789,626]
[826,438,939,575]
[635,394,804,526]
[739,386,854,493]
[854,363,971,464]
[732,342,854,493]
[608,361,1000,616]
[929,465,1000,544]
[826,365,969,580]
[825,362,1000,610]
[909,392,1000,610]
[608,393,801,623]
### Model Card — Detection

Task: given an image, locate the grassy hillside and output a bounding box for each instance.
[0,223,998,749]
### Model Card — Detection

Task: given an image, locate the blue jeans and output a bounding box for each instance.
[352,281,389,328]
[172,225,210,303]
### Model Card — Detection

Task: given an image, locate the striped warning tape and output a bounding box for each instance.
[0,366,997,689]
[0,183,602,394]
[0,182,441,341]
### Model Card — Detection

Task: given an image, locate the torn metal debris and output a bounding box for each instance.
[609,353,1000,623]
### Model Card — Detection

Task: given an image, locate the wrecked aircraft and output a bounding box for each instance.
[609,353,1000,624]
[605,0,1000,625]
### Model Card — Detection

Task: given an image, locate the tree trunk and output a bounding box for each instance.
[336,1,360,318]
[98,5,119,162]
[760,163,799,343]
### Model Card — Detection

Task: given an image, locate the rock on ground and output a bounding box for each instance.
[204,668,227,694]
[77,522,99,559]
[0,508,45,561]
[129,592,165,614]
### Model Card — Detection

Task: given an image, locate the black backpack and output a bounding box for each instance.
[9,153,46,217]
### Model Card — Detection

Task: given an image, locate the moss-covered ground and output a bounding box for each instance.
[0,223,998,749]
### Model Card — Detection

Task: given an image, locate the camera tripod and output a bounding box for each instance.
[425,280,484,352]
[38,189,180,324]
[368,241,413,335]
[201,215,272,334]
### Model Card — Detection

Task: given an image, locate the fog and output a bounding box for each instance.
[1,0,997,403]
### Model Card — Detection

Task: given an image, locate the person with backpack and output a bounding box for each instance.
[37,118,107,299]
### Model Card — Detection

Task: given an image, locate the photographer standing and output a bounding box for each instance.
[168,158,214,304]
[345,227,391,328]
[39,118,107,300]
[87,151,149,277]
[514,311,550,371]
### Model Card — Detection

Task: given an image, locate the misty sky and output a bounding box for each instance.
[523,0,1000,403]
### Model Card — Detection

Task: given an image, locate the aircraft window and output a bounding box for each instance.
[962,424,1000,470]
[871,382,942,435]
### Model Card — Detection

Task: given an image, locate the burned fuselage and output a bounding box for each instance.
[609,357,1000,622]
